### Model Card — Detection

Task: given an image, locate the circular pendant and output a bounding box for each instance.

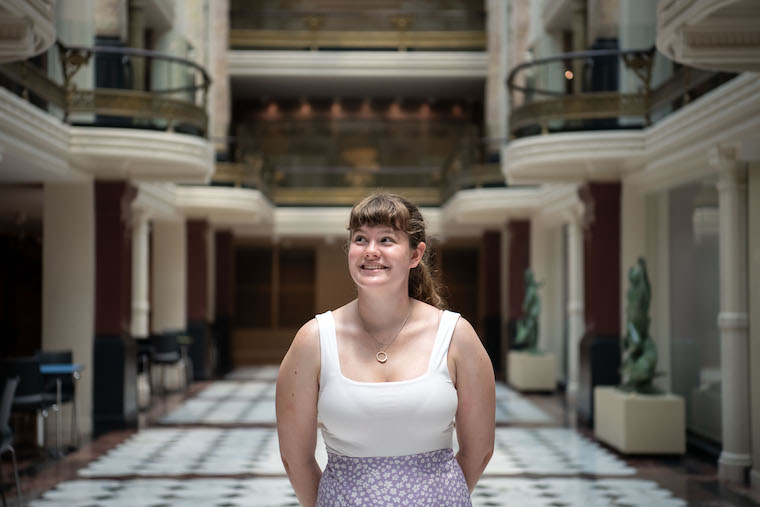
[376,351,388,363]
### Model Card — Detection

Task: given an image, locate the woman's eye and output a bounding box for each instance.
[354,236,366,243]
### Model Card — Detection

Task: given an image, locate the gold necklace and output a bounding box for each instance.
[357,301,413,364]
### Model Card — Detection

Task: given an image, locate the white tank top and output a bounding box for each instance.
[316,310,460,457]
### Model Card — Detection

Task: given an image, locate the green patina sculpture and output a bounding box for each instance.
[620,257,659,394]
[515,268,542,353]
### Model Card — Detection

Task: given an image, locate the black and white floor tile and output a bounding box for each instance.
[30,477,686,507]
[160,380,552,426]
[29,367,688,506]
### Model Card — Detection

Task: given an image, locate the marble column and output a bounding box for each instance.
[565,206,585,415]
[131,209,150,338]
[485,0,508,156]
[151,219,186,335]
[711,146,751,483]
[214,231,235,375]
[187,219,211,379]
[571,0,588,94]
[93,181,138,435]
[482,230,502,374]
[128,0,145,90]
[42,183,95,437]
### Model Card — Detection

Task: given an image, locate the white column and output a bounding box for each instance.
[711,146,751,482]
[131,209,150,338]
[486,0,508,154]
[152,220,187,334]
[42,183,95,437]
[747,162,760,490]
[565,206,585,414]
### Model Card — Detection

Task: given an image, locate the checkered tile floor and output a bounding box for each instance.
[159,380,552,426]
[30,478,685,507]
[29,367,687,506]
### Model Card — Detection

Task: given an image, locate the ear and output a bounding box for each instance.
[409,241,426,269]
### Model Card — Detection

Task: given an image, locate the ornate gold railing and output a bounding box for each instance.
[507,47,734,138]
[507,47,655,137]
[214,139,502,207]
[229,9,485,50]
[0,41,211,136]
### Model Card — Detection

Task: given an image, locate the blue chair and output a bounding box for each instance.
[1,357,58,452]
[0,377,22,507]
[37,350,80,448]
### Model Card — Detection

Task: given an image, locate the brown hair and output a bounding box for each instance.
[348,193,446,309]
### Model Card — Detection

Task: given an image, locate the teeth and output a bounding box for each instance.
[363,265,385,269]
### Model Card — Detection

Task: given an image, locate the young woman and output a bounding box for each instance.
[276,193,495,506]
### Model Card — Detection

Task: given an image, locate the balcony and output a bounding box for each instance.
[215,101,502,206]
[0,41,211,137]
[228,1,486,51]
[0,42,214,183]
[507,46,736,139]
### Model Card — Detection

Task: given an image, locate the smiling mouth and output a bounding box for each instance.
[361,264,387,270]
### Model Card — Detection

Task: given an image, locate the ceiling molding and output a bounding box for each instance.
[503,131,645,185]
[0,87,77,183]
[657,0,760,72]
[177,186,273,226]
[228,50,488,79]
[0,0,55,63]
[68,128,214,183]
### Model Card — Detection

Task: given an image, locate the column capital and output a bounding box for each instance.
[708,145,742,173]
[131,206,152,225]
[562,202,585,224]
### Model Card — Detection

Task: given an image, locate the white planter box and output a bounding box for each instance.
[594,386,685,454]
[507,351,556,391]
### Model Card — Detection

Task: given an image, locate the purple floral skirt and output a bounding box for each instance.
[316,448,472,506]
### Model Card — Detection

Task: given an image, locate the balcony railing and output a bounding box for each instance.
[507,47,735,138]
[0,41,211,136]
[229,8,486,51]
[213,135,503,207]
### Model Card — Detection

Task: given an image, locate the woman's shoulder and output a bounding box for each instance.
[290,318,320,354]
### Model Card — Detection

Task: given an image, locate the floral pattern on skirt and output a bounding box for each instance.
[316,448,472,506]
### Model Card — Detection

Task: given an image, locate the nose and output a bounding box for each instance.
[365,239,380,257]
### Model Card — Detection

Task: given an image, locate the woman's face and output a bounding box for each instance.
[348,224,424,291]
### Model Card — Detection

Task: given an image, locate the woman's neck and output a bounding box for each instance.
[355,288,412,336]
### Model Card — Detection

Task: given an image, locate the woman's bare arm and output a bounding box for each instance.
[451,317,495,492]
[276,319,322,506]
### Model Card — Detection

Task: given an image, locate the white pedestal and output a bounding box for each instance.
[594,386,686,454]
[507,351,556,391]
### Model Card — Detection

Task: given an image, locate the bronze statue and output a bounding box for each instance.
[620,257,659,393]
[515,268,541,353]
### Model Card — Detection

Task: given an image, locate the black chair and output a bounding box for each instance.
[150,335,182,395]
[0,377,22,507]
[37,350,80,448]
[0,357,58,452]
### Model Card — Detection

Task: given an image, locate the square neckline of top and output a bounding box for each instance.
[327,309,448,386]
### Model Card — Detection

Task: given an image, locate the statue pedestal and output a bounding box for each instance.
[594,386,685,454]
[507,351,556,391]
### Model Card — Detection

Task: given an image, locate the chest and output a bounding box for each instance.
[336,327,442,383]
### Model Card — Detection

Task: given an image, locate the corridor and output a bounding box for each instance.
[19,366,709,506]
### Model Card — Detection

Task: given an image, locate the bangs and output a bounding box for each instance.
[348,194,419,236]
